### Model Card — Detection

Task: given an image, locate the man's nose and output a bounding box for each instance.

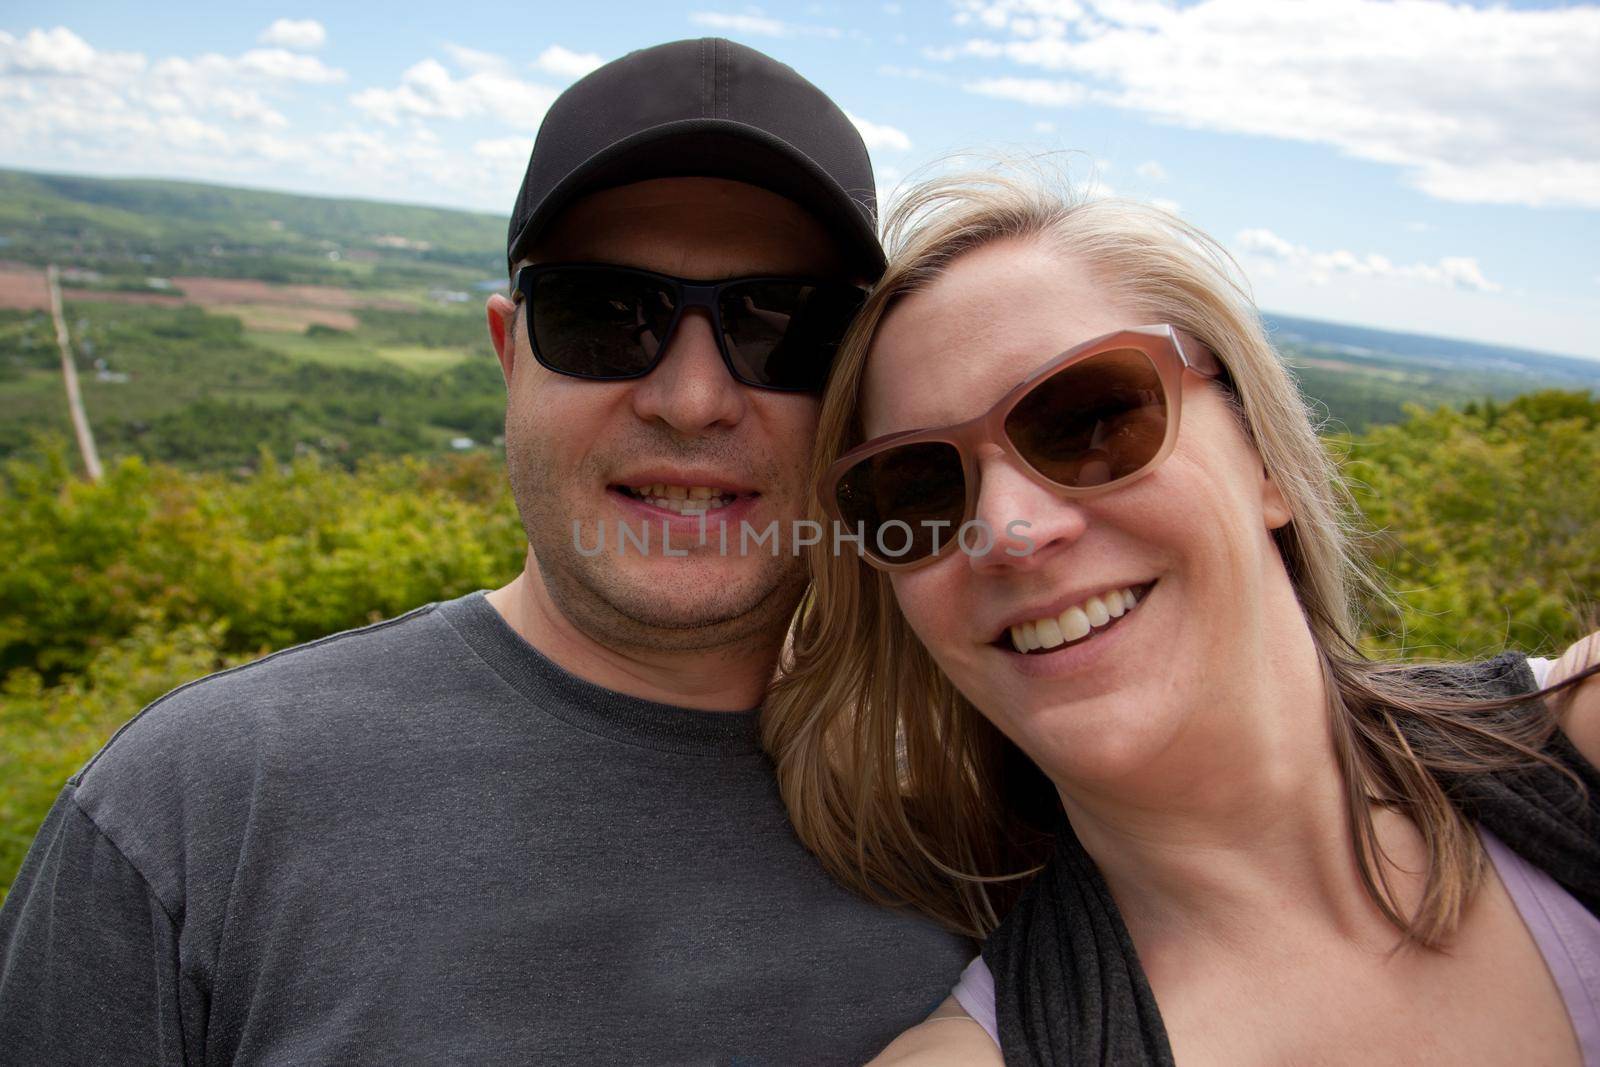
[628,308,747,433]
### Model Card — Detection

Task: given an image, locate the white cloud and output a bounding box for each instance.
[967,76,1087,107]
[0,26,345,161]
[0,26,143,77]
[941,0,1600,209]
[1432,257,1500,293]
[473,135,532,168]
[689,11,843,38]
[846,111,912,152]
[1235,227,1501,293]
[351,57,559,130]
[436,43,600,81]
[925,39,1004,61]
[348,44,596,133]
[442,44,510,75]
[1135,159,1166,182]
[258,19,326,51]
[1236,228,1296,260]
[691,11,787,35]
[230,48,343,84]
[879,64,954,85]
[875,163,905,209]
[0,27,535,211]
[534,45,603,80]
[1149,196,1180,215]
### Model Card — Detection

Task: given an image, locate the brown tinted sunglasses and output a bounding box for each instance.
[821,325,1223,570]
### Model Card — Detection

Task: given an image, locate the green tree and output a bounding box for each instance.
[1343,391,1599,658]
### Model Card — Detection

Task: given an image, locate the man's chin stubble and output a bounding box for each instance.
[504,437,807,652]
[535,547,808,654]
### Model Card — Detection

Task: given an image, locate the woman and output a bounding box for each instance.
[763,171,1600,1064]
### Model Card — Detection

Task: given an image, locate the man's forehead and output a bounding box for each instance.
[528,176,852,279]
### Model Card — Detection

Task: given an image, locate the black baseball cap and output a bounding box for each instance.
[506,38,884,279]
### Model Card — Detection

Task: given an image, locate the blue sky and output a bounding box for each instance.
[3,1,1597,359]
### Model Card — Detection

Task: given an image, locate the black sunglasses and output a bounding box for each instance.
[512,263,867,392]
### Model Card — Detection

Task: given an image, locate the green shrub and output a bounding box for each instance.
[3,391,1597,895]
[1343,391,1599,658]
[0,612,247,904]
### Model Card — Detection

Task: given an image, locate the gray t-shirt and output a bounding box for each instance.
[0,590,970,1064]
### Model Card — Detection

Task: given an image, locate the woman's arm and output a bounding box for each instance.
[868,996,1004,1066]
[1548,630,1600,766]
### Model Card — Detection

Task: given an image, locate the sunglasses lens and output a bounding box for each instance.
[1004,347,1168,489]
[527,269,677,378]
[718,282,864,390]
[834,441,966,564]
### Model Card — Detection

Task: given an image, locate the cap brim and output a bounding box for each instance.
[506,119,885,279]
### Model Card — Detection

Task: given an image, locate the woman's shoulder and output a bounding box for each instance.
[1392,649,1538,695]
[866,989,1003,1066]
[1546,632,1600,767]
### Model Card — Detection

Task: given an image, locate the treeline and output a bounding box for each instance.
[1,391,1597,894]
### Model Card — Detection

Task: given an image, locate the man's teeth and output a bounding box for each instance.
[627,484,737,513]
[1008,586,1142,653]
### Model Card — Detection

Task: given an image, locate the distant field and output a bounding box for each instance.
[0,262,426,331]
[0,293,503,469]
[0,267,50,309]
[4,272,1597,467]
[249,330,478,374]
[216,304,359,332]
[3,165,1597,467]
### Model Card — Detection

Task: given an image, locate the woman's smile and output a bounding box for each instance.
[991,580,1153,655]
[982,577,1158,682]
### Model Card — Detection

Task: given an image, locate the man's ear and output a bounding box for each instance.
[1262,465,1292,530]
[487,293,518,389]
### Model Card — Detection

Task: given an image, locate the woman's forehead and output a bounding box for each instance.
[861,240,1141,437]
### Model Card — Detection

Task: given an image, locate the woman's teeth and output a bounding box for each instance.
[1008,585,1143,654]
[623,484,737,514]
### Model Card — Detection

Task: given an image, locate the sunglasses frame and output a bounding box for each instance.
[512,263,867,393]
[820,324,1223,571]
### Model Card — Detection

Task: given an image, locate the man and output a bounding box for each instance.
[0,39,970,1064]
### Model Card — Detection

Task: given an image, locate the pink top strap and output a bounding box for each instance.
[953,821,1600,1063]
[1479,824,1600,1064]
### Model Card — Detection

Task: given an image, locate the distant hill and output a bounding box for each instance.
[2,165,1596,455]
[1263,313,1600,386]
[0,167,505,290]
[1259,312,1600,432]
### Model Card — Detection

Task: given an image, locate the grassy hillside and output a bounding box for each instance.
[0,168,505,289]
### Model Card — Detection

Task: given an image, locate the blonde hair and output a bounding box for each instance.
[762,165,1569,944]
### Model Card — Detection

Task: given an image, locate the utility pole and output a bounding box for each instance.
[46,264,102,482]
